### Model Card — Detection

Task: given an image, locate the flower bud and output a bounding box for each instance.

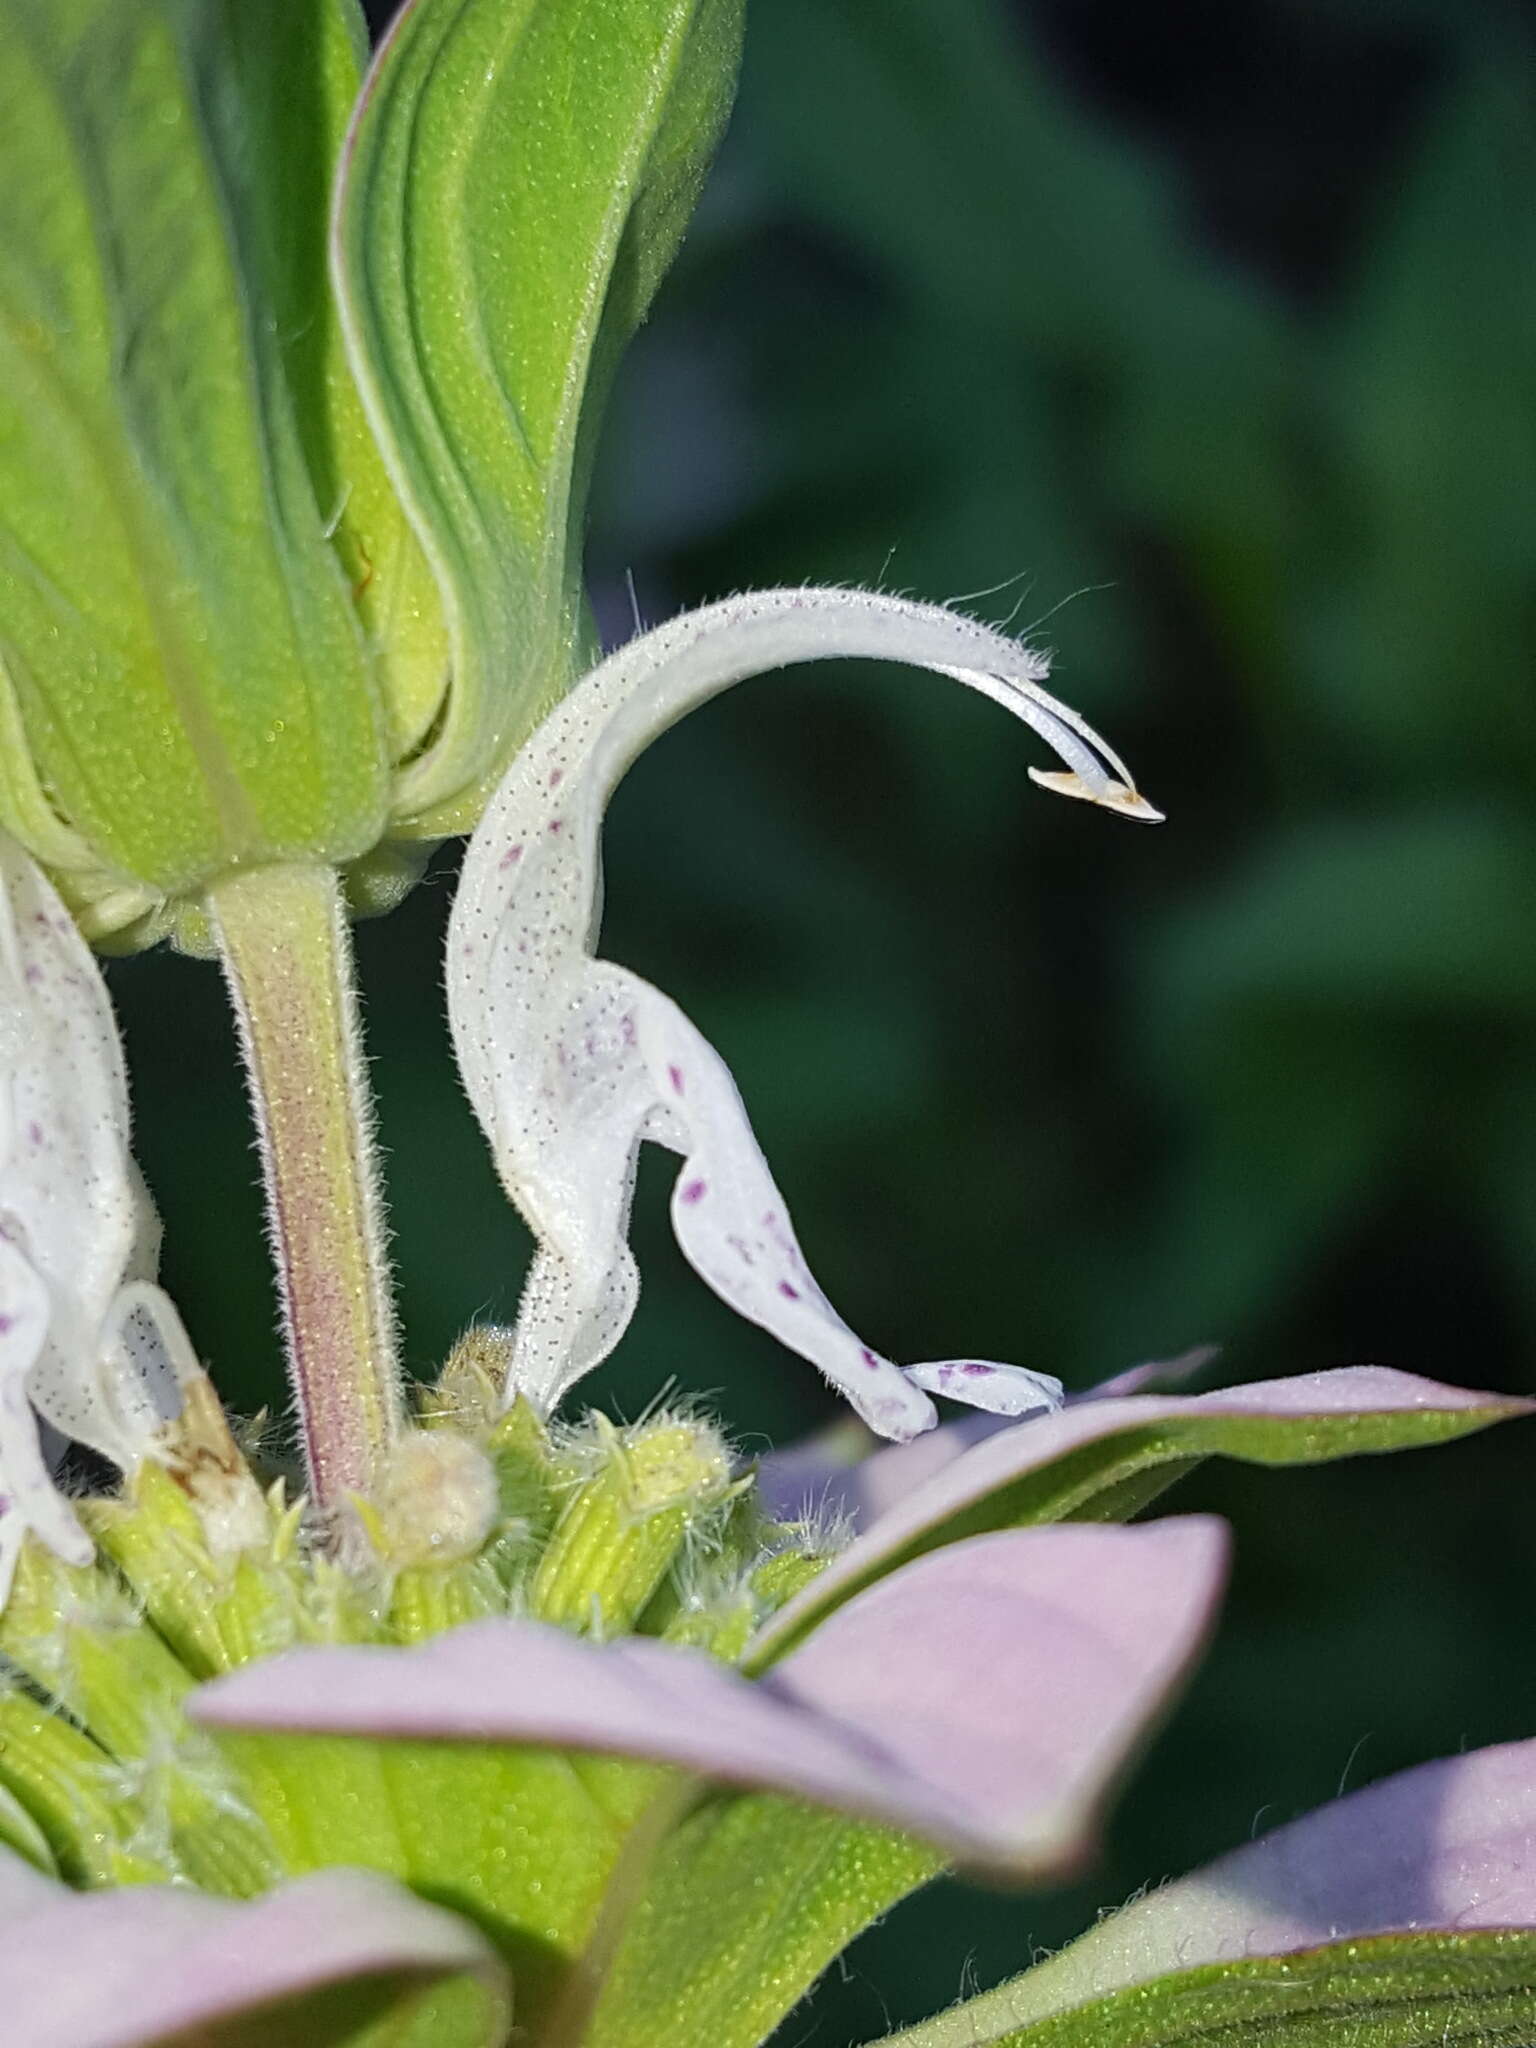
[1,0,743,950]
[0,1,451,951]
[419,1324,519,1438]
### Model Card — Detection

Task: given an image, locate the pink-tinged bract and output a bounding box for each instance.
[195,1518,1227,1877]
[896,1737,1536,2038]
[0,1863,508,2048]
[751,1366,1528,1659]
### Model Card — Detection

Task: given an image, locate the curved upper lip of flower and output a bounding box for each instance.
[448,586,1159,1439]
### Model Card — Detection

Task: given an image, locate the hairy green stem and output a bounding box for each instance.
[210,862,401,1520]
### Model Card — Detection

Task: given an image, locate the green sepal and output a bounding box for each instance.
[860,1929,1536,2048]
[78,1369,394,1678]
[487,1397,563,1549]
[0,1539,283,1895]
[654,1584,758,1660]
[0,1541,198,1755]
[749,1536,837,1611]
[531,1413,736,1636]
[388,1557,509,1644]
[0,1772,58,1880]
[84,1460,306,1681]
[647,1514,837,1659]
[412,1366,560,1599]
[333,0,745,832]
[0,1692,167,1888]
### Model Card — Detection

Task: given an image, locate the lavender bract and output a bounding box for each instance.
[872,1740,1536,2045]
[194,1519,1228,1876]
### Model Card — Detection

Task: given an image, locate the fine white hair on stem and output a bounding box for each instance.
[449,587,1158,1437]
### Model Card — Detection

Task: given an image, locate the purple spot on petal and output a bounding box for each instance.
[547,818,564,835]
[681,1179,707,1205]
[23,965,41,987]
[0,1315,13,1336]
[668,1064,685,1095]
[960,1361,993,1377]
[860,1347,882,1370]
[778,1281,801,1301]
[499,844,524,870]
[25,1123,42,1148]
[548,768,564,789]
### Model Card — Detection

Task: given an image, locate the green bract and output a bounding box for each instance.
[334,0,745,834]
[867,1933,1536,2048]
[0,0,742,948]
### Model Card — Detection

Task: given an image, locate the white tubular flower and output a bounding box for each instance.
[449,589,1160,1440]
[0,838,190,1596]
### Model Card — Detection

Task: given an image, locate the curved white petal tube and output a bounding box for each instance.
[449,589,1158,1435]
[0,838,188,1595]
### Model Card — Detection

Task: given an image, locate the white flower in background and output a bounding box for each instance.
[0,838,191,1595]
[449,588,1160,1440]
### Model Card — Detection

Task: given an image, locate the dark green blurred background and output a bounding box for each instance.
[108,0,1536,2038]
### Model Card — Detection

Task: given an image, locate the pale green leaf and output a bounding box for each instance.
[864,1930,1536,2048]
[0,0,394,930]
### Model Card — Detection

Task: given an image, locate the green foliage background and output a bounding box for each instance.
[106,0,1536,2038]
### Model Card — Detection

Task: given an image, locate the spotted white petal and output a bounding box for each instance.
[0,837,187,1594]
[449,588,1158,1433]
[0,1243,85,1588]
[903,1358,1065,1414]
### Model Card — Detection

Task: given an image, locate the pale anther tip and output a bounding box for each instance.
[1028,767,1164,824]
